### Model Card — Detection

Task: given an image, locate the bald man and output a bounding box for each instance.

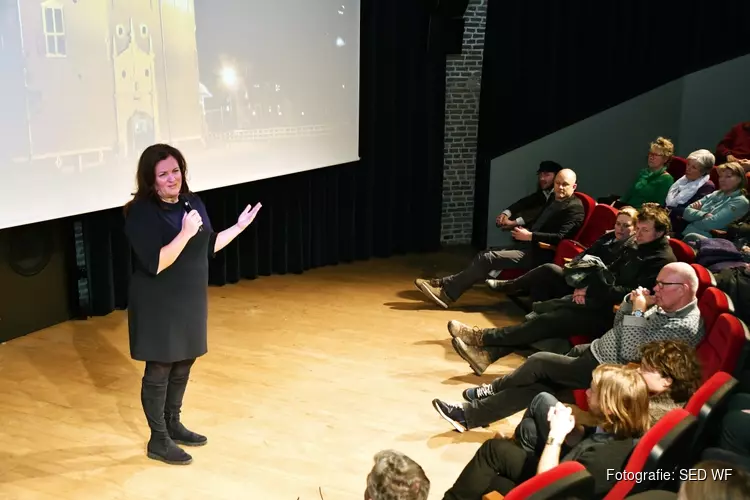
[432,262,705,432]
[416,169,585,308]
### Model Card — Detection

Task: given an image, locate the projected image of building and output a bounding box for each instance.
[0,0,204,171]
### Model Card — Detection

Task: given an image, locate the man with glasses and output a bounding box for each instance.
[431,262,704,432]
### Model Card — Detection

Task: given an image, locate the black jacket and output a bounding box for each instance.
[587,236,676,306]
[505,189,552,226]
[715,266,750,326]
[578,232,635,268]
[522,195,585,264]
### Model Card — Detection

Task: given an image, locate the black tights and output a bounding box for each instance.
[141,359,196,435]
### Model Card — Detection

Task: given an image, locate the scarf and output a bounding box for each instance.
[665,174,710,207]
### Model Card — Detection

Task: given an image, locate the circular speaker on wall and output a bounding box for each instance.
[7,225,53,277]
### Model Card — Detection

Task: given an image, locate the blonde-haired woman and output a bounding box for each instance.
[681,162,750,242]
[614,137,676,209]
[443,364,649,500]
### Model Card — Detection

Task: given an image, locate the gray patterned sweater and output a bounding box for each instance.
[590,296,704,364]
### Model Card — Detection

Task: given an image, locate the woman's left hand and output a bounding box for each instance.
[237,203,262,230]
[690,200,702,210]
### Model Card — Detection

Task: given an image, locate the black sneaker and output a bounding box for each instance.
[431,399,468,432]
[462,383,496,402]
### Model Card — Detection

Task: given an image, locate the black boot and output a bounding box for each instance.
[141,375,193,465]
[165,364,207,447]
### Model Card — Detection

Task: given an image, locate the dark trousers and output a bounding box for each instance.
[481,304,614,361]
[141,359,196,436]
[718,393,750,456]
[442,246,535,301]
[464,346,599,428]
[444,393,562,500]
[506,263,571,303]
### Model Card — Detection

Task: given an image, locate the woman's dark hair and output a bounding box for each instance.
[636,204,672,235]
[124,143,191,213]
[640,340,703,403]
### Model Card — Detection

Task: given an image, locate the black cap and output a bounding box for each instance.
[537,160,562,174]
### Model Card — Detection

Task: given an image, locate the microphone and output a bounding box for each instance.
[181,195,203,232]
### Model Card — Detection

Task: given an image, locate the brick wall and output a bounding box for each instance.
[440,0,487,244]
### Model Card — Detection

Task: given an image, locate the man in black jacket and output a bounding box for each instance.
[415,169,585,308]
[496,160,562,229]
[447,205,676,374]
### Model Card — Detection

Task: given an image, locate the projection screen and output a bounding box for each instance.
[0,0,360,229]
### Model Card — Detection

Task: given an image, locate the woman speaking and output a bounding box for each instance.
[124,144,260,465]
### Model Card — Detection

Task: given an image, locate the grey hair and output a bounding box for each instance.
[365,450,430,500]
[686,149,716,175]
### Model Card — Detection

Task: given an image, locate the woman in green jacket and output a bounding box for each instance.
[615,136,676,209]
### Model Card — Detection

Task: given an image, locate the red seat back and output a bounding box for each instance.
[604,409,697,499]
[572,192,596,241]
[690,263,715,299]
[574,204,619,248]
[696,313,748,382]
[553,240,587,267]
[668,238,695,264]
[668,156,687,180]
[697,287,734,334]
[504,462,594,500]
[684,371,736,418]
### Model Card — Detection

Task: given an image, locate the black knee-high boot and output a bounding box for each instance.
[165,359,207,446]
[142,364,193,465]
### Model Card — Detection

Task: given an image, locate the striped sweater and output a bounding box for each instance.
[590,296,704,365]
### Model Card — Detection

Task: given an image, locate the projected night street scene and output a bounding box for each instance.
[0,0,358,192]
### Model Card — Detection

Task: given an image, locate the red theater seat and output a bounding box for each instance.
[684,372,739,463]
[482,461,594,500]
[669,237,695,264]
[697,287,734,334]
[696,313,748,381]
[668,156,687,180]
[690,263,716,299]
[604,409,697,498]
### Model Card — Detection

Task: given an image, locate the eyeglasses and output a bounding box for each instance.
[655,280,685,288]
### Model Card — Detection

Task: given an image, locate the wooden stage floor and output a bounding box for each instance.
[0,250,535,500]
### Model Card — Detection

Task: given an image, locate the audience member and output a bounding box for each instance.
[611,137,676,209]
[637,340,703,425]
[716,121,750,168]
[442,365,649,500]
[415,169,584,308]
[431,263,703,432]
[496,160,562,230]
[485,206,637,303]
[666,149,716,234]
[365,450,430,500]
[446,205,675,373]
[681,162,750,242]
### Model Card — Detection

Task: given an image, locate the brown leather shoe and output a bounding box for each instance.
[451,337,491,376]
[447,320,484,346]
[414,278,452,308]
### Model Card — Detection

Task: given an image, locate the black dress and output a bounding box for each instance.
[124,194,216,363]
